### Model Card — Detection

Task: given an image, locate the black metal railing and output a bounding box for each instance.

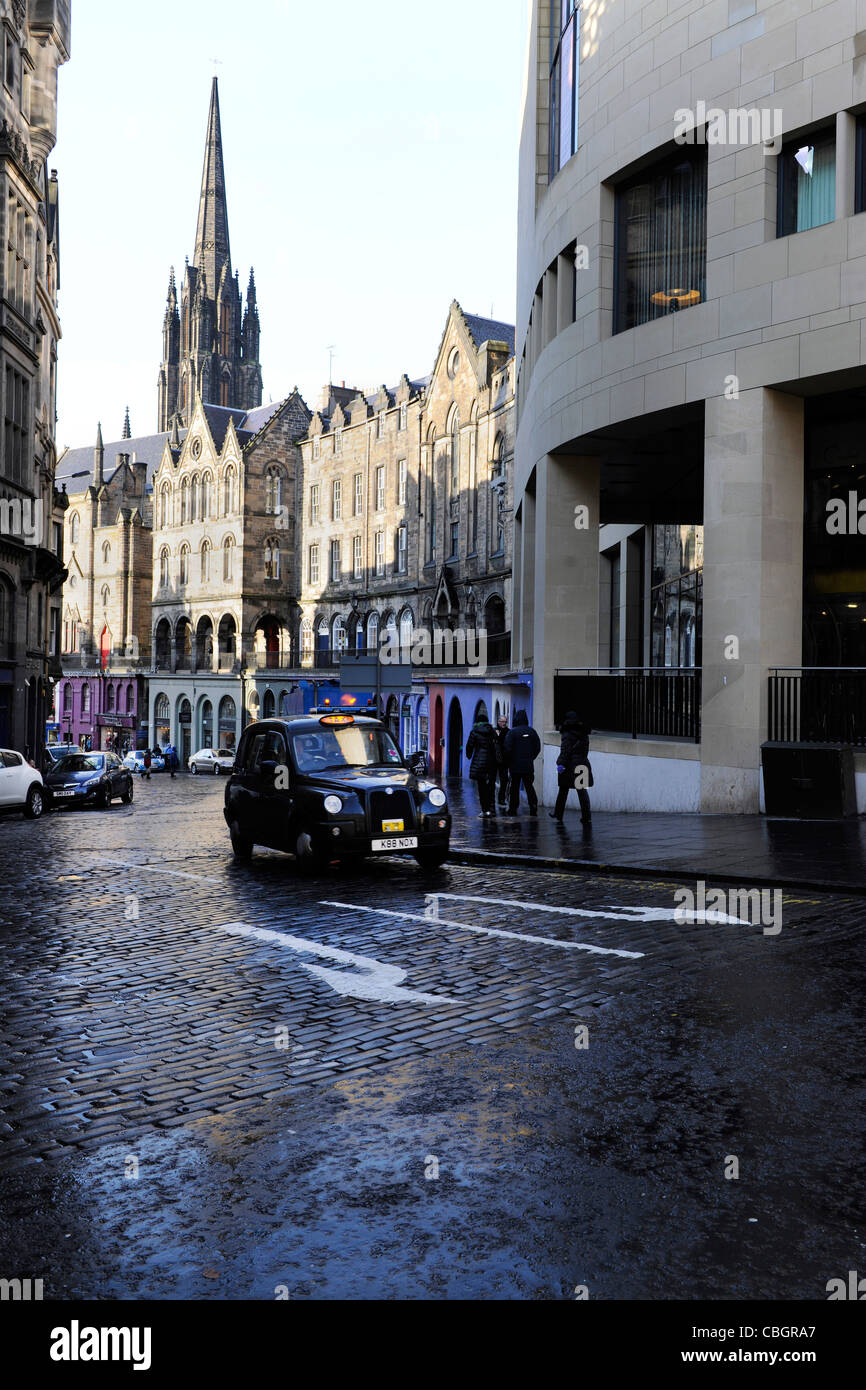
[768,669,866,746]
[554,668,702,742]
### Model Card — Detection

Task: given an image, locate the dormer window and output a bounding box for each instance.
[399,403,408,432]
[313,435,321,460]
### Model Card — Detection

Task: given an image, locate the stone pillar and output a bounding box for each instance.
[836,110,856,221]
[533,453,600,736]
[520,482,536,669]
[701,388,804,813]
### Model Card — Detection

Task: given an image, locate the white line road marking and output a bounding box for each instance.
[320,901,645,959]
[217,922,460,1007]
[426,892,751,927]
[111,860,219,885]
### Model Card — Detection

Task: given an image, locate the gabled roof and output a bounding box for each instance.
[462,312,515,357]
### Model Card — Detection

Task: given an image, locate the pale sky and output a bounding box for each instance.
[53,0,526,451]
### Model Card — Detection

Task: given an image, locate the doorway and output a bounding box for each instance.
[432,695,444,776]
[447,699,463,777]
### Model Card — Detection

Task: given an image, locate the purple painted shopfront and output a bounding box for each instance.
[53,673,147,755]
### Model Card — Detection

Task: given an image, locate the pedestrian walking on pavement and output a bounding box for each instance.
[465,714,499,817]
[169,746,178,779]
[494,715,511,808]
[143,748,152,782]
[550,710,593,825]
[505,710,541,815]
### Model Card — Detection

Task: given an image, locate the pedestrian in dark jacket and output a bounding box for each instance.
[494,716,510,807]
[143,748,152,782]
[465,715,499,817]
[504,710,541,815]
[550,710,592,825]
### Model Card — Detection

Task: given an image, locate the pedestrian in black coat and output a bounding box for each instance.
[494,716,510,807]
[550,710,592,824]
[465,716,499,817]
[504,710,541,815]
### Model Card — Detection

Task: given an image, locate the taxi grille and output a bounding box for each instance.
[369,789,416,834]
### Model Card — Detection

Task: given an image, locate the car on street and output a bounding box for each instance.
[45,752,134,810]
[189,748,236,775]
[0,750,46,820]
[123,751,166,775]
[43,744,84,772]
[224,713,451,869]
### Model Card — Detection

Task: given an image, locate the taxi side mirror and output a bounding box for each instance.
[260,759,278,779]
[407,752,427,777]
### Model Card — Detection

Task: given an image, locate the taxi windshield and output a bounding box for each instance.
[291,726,403,772]
[56,755,104,775]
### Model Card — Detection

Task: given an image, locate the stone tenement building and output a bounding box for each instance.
[157,78,262,432]
[299,301,528,772]
[148,392,310,765]
[0,0,70,754]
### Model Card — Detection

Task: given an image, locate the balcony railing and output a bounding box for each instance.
[768,669,866,746]
[555,668,701,743]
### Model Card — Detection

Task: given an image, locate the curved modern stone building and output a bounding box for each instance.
[516,0,866,815]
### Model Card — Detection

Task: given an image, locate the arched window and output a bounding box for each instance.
[190,475,200,522]
[181,477,191,524]
[155,694,170,722]
[69,514,80,546]
[366,611,380,650]
[301,620,313,659]
[266,468,283,515]
[102,542,111,565]
[201,473,213,520]
[264,538,280,581]
[101,585,110,607]
[223,535,235,582]
[263,689,276,720]
[126,684,135,715]
[400,609,415,653]
[82,682,91,714]
[332,614,347,652]
[106,684,115,713]
[62,682,72,715]
[160,485,171,529]
[179,545,190,587]
[160,548,170,588]
[200,540,211,584]
[449,407,460,494]
[223,466,236,515]
[492,433,505,478]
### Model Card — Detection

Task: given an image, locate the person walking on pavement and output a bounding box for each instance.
[505,710,541,815]
[465,713,499,817]
[494,715,511,808]
[143,747,152,782]
[550,710,593,825]
[168,746,178,779]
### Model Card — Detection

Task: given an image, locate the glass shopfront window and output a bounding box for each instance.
[805,393,866,666]
[651,525,703,669]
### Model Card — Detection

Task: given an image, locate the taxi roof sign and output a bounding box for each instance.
[319,714,355,727]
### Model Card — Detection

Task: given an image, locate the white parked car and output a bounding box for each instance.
[0,749,45,819]
[189,748,236,775]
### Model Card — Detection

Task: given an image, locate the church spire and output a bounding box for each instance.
[193,77,232,299]
[94,422,104,489]
[122,407,131,440]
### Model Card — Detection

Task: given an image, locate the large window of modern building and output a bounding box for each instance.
[614,148,707,334]
[778,128,835,235]
[651,525,703,669]
[549,1,580,179]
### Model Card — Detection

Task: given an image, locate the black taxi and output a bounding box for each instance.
[224,713,451,870]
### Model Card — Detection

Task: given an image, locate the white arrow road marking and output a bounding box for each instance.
[425,892,751,927]
[217,923,460,1007]
[321,902,645,959]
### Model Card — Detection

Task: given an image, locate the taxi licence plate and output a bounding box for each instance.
[372,836,418,852]
[382,819,404,834]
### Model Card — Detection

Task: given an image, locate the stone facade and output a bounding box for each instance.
[0,0,70,754]
[299,301,515,671]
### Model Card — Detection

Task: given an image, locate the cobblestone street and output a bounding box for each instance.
[1,776,864,1299]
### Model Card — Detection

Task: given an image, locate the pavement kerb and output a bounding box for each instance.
[446,846,866,897]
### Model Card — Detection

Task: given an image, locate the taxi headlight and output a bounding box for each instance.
[429,788,447,808]
[324,795,343,816]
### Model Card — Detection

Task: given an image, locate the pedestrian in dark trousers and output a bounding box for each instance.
[143,748,152,782]
[169,747,178,779]
[550,710,593,825]
[505,710,541,815]
[465,714,499,817]
[494,716,510,807]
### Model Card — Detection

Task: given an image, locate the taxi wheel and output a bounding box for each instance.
[230,823,253,861]
[414,850,449,870]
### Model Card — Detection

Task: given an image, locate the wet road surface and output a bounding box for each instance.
[1,776,864,1299]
